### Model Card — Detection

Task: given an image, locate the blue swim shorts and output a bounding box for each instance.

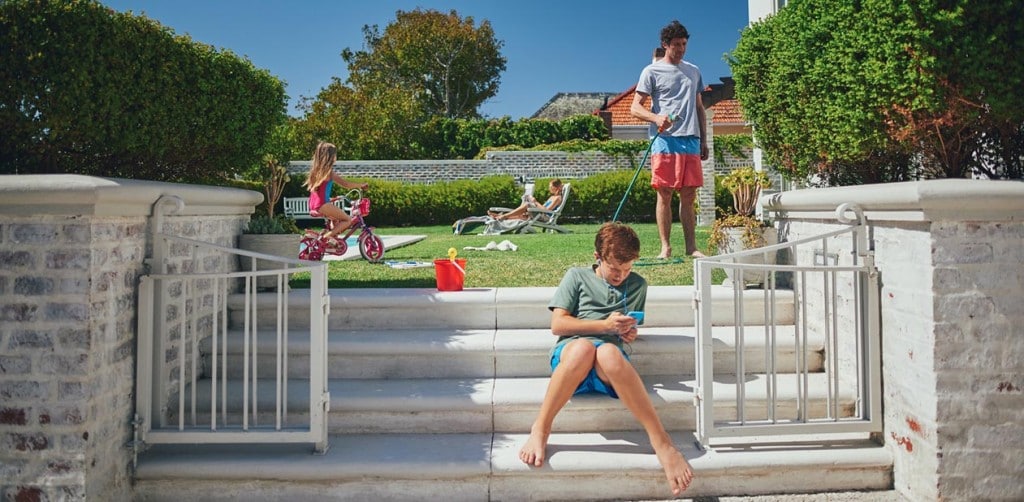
[550,337,630,399]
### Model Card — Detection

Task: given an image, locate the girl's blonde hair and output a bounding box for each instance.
[304,142,337,191]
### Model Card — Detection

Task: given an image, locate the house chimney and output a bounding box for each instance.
[652,47,665,63]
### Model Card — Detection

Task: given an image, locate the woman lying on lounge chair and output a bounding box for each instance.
[452,179,565,235]
[488,179,564,221]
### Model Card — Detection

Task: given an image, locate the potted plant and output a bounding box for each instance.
[708,166,777,286]
[238,153,302,290]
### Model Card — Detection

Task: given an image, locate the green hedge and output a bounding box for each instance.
[365,176,520,226]
[280,171,666,227]
[568,169,656,223]
[414,115,610,160]
[0,0,286,181]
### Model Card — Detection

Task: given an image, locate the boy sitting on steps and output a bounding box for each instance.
[518,221,694,497]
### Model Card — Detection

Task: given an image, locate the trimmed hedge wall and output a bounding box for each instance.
[414,115,611,160]
[283,171,663,227]
[0,0,286,181]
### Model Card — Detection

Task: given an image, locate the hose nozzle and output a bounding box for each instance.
[658,113,677,133]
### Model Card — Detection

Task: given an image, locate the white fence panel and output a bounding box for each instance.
[694,203,882,447]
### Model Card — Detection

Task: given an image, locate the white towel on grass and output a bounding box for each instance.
[384,260,434,269]
[463,240,518,252]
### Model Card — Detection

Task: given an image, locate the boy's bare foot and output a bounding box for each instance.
[518,426,550,467]
[655,444,694,496]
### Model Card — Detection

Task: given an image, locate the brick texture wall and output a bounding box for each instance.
[769,180,1024,501]
[928,220,1024,501]
[1,215,146,501]
[0,176,258,501]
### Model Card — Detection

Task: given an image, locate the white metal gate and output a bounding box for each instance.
[693,203,882,446]
[134,196,330,453]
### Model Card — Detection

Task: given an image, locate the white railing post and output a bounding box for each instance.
[309,261,330,454]
[135,277,155,442]
[694,258,715,446]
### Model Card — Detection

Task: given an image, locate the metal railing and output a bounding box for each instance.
[134,196,330,454]
[693,203,882,447]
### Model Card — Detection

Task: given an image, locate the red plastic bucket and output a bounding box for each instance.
[433,258,467,291]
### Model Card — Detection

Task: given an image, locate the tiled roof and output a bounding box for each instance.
[598,85,648,126]
[595,88,747,126]
[709,99,745,124]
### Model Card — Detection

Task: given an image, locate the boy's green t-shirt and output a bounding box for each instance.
[547,266,648,350]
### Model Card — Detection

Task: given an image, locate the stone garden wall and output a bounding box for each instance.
[0,175,260,501]
[763,179,1024,501]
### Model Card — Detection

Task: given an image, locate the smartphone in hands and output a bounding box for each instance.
[626,311,645,326]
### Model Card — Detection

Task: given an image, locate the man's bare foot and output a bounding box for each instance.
[518,426,550,467]
[657,246,672,260]
[689,250,707,259]
[655,444,694,496]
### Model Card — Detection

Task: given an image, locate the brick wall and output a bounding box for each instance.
[287,150,639,182]
[0,176,260,501]
[928,220,1023,501]
[1,216,145,501]
[765,180,1024,501]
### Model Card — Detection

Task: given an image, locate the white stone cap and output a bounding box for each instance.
[761,179,1024,222]
[0,174,262,216]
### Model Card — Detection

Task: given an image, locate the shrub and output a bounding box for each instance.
[714,174,735,220]
[412,115,610,160]
[720,166,772,216]
[266,172,641,228]
[0,0,287,182]
[568,169,655,223]
[243,215,300,235]
[277,170,669,228]
[364,176,520,227]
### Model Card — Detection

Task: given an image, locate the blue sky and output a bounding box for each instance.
[101,1,751,119]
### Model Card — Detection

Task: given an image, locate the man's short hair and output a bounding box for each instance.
[661,20,690,45]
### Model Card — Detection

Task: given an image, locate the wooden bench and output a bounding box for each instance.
[282,197,349,221]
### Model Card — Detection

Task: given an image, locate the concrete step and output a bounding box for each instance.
[170,372,855,435]
[142,285,889,501]
[133,431,892,501]
[202,325,823,380]
[228,286,796,330]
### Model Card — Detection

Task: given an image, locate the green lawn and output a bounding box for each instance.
[290,223,724,288]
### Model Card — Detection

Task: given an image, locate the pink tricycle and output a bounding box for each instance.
[298,189,385,263]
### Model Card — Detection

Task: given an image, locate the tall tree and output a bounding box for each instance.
[341,8,506,119]
[295,78,422,160]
